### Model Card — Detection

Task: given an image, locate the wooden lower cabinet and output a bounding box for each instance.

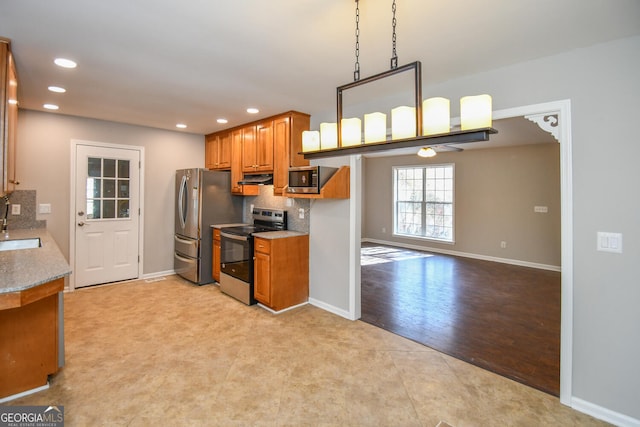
[254,235,309,311]
[213,228,221,282]
[0,278,63,399]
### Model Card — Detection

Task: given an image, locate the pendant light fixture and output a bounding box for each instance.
[417,147,437,158]
[302,0,497,159]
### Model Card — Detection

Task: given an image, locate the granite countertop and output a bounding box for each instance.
[0,228,71,294]
[252,230,308,239]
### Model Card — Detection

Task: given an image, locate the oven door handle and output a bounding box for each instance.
[220,231,249,242]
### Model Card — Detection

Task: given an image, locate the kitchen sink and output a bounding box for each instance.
[0,237,42,252]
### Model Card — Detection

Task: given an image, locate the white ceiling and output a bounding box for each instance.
[1,0,639,136]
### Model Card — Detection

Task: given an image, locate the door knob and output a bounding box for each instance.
[78,221,85,227]
[78,211,85,216]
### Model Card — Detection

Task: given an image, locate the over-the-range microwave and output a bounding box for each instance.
[286,166,338,194]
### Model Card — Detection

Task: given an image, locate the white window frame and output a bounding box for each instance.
[393,163,455,243]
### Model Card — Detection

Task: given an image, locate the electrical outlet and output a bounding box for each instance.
[11,204,21,215]
[382,227,386,233]
[39,203,52,214]
[298,208,305,219]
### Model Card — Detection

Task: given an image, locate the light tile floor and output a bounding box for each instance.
[7,276,608,426]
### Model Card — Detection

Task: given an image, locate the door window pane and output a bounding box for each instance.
[104,179,116,198]
[87,178,101,198]
[104,159,116,178]
[103,200,116,218]
[118,160,130,178]
[118,180,129,198]
[88,158,101,177]
[87,200,101,219]
[118,200,130,218]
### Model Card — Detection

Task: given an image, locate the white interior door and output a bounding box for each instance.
[74,144,140,287]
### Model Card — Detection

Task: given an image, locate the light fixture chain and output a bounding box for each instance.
[354,0,361,81]
[390,0,398,69]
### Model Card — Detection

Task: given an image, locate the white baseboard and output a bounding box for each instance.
[308,297,355,320]
[257,301,308,315]
[362,238,561,272]
[141,269,175,280]
[0,383,49,404]
[572,397,640,427]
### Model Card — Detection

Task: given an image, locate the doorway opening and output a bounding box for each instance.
[357,100,573,403]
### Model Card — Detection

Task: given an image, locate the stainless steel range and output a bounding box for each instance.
[219,207,287,305]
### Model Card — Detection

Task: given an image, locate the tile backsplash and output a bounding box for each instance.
[243,185,310,232]
[5,190,47,229]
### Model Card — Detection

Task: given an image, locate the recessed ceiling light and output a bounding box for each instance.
[246,108,259,114]
[216,118,228,124]
[54,58,77,68]
[43,104,59,110]
[176,123,187,129]
[48,86,66,93]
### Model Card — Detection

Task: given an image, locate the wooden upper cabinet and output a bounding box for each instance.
[230,128,259,196]
[205,111,309,196]
[255,121,274,172]
[205,132,231,170]
[1,39,19,196]
[230,129,244,194]
[273,112,310,195]
[243,122,273,173]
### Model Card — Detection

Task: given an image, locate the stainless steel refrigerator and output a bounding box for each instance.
[174,168,243,284]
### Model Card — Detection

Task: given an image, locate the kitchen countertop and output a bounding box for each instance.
[252,230,308,239]
[0,228,71,294]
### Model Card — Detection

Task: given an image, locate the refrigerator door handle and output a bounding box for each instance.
[178,174,187,229]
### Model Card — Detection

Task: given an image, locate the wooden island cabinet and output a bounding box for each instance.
[254,234,309,312]
[0,278,63,399]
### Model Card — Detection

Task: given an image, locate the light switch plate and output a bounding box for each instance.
[11,204,20,215]
[597,232,623,253]
[39,203,52,214]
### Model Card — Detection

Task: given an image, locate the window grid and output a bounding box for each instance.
[86,157,131,220]
[395,164,454,242]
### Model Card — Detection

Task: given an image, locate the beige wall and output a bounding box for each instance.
[16,110,205,274]
[363,142,561,267]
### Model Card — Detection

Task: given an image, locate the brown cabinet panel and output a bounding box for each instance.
[255,121,274,172]
[273,113,310,195]
[218,133,231,169]
[241,125,257,173]
[213,229,221,282]
[1,39,19,196]
[206,133,231,170]
[231,129,244,194]
[253,235,309,311]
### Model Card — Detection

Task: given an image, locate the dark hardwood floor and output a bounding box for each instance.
[360,243,561,396]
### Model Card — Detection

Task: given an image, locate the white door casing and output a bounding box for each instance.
[71,142,142,288]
